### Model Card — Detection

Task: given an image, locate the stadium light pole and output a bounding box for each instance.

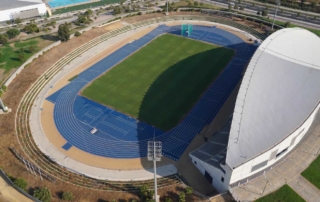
[271,0,281,31]
[148,134,162,202]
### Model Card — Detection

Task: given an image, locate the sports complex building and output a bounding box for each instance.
[7,12,320,200]
[0,0,47,22]
[189,28,320,192]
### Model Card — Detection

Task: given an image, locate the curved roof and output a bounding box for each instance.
[227,28,320,168]
[0,0,43,11]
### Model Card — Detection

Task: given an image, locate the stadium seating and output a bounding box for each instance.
[48,25,257,161]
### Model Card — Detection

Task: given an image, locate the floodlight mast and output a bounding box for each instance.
[271,0,281,31]
[148,133,162,202]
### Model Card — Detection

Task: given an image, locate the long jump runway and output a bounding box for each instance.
[46,25,257,161]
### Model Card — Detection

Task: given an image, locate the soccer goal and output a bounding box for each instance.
[181,24,193,37]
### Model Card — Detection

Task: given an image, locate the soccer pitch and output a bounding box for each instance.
[82,34,234,130]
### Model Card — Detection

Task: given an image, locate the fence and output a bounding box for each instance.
[0,169,41,202]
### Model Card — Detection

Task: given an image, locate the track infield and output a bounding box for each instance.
[82,34,234,130]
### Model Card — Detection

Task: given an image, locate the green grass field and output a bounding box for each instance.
[53,0,120,15]
[301,155,320,189]
[82,34,234,130]
[0,35,57,83]
[255,185,305,202]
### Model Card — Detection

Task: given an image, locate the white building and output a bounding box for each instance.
[0,0,47,22]
[190,28,320,193]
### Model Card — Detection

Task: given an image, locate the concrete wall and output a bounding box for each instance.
[0,3,47,22]
[189,155,232,193]
[229,102,320,185]
[189,102,320,192]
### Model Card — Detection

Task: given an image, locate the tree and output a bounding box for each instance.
[297,12,301,17]
[262,10,268,16]
[1,85,7,92]
[14,18,22,24]
[179,192,186,202]
[0,34,8,45]
[234,3,238,9]
[33,187,51,202]
[165,198,173,202]
[62,191,74,201]
[284,21,291,27]
[23,24,39,33]
[0,53,2,60]
[228,4,232,10]
[76,14,92,25]
[58,23,71,42]
[19,47,24,54]
[13,178,27,191]
[18,52,24,61]
[114,6,121,14]
[194,1,199,6]
[185,186,193,195]
[200,2,203,6]
[85,9,93,16]
[6,20,11,25]
[139,185,153,201]
[188,1,192,6]
[240,6,244,10]
[6,29,20,39]
[74,31,81,37]
[28,45,35,53]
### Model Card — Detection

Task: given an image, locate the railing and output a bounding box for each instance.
[0,169,41,202]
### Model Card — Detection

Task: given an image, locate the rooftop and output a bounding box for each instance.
[227,28,320,168]
[0,0,43,11]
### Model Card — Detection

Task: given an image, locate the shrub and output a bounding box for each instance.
[13,178,27,191]
[165,198,173,202]
[179,192,186,202]
[262,10,268,16]
[0,34,8,45]
[284,21,291,28]
[33,187,51,202]
[185,186,193,195]
[62,191,74,201]
[74,31,81,37]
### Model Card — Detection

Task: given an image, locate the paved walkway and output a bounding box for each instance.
[231,112,320,202]
[0,176,33,202]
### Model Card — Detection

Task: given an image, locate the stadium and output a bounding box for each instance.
[0,0,47,22]
[2,11,320,201]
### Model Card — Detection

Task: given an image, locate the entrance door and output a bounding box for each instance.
[204,170,213,184]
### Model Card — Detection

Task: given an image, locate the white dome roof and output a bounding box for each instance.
[227,28,320,168]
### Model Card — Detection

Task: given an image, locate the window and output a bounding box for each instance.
[276,147,288,158]
[251,160,268,172]
[221,177,224,182]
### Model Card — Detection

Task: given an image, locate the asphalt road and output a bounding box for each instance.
[203,0,320,29]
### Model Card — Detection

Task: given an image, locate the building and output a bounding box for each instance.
[0,0,47,22]
[190,28,320,192]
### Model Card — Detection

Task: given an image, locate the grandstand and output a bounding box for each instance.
[190,28,320,193]
[0,0,47,22]
[46,25,256,161]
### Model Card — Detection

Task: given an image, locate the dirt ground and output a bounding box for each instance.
[0,13,262,201]
[0,176,33,202]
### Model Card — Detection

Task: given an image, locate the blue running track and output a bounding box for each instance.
[47,25,257,161]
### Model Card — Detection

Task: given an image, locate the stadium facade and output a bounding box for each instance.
[0,0,47,22]
[190,28,320,192]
